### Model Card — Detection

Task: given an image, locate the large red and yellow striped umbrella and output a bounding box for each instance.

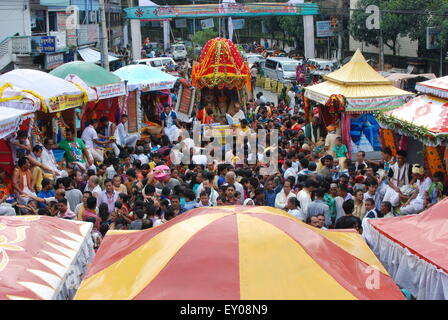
[74,206,404,300]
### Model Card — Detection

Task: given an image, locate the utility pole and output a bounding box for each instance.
[379,9,384,71]
[99,0,109,70]
[337,2,342,62]
[440,45,444,77]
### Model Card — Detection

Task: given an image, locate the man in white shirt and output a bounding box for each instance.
[195,179,219,206]
[9,130,32,164]
[256,92,267,105]
[114,114,141,151]
[230,103,245,125]
[41,138,67,177]
[287,87,296,110]
[283,160,297,182]
[354,151,368,172]
[383,150,411,208]
[400,164,432,215]
[192,147,208,166]
[81,119,110,163]
[136,146,149,165]
[84,175,102,200]
[297,179,315,215]
[160,104,180,143]
[224,171,245,201]
[275,180,296,209]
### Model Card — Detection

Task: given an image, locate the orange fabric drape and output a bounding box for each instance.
[425,146,446,177]
[381,128,397,157]
[18,168,32,191]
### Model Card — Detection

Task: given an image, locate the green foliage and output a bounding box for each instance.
[349,0,448,56]
[192,29,218,47]
[278,16,304,44]
[429,0,448,47]
[348,0,401,55]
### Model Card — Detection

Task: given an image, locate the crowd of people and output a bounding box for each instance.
[0,56,444,252]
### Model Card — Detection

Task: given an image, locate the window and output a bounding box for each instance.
[31,10,47,34]
[162,59,172,65]
[265,59,277,70]
[282,63,298,71]
[151,60,162,67]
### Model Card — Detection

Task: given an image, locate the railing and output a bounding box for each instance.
[0,36,32,71]
[0,37,13,71]
[11,36,31,54]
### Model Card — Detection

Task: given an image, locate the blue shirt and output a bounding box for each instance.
[183,201,197,212]
[37,189,55,208]
[265,184,283,207]
[160,110,177,127]
[217,176,226,188]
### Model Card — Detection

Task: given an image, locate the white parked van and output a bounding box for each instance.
[172,43,187,60]
[263,57,301,82]
[133,57,176,71]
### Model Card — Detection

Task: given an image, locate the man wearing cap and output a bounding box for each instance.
[304,114,326,144]
[399,164,432,215]
[325,123,339,157]
[382,150,412,208]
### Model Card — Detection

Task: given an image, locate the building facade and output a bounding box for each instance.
[0,0,123,73]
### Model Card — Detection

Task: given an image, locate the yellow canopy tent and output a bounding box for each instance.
[304,49,414,113]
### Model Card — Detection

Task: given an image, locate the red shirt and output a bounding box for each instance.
[82,209,100,230]
[197,108,206,123]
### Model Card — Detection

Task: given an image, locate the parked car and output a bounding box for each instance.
[133,57,176,72]
[172,43,187,60]
[263,57,301,82]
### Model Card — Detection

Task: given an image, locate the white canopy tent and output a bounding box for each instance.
[0,69,85,113]
[78,47,120,64]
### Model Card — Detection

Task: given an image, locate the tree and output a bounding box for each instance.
[348,0,448,57]
[192,29,218,47]
[348,0,406,55]
[278,16,304,50]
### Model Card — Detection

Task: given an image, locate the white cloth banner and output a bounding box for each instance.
[228,17,234,42]
[0,107,27,139]
[163,20,170,51]
[95,82,127,100]
[363,220,448,300]
[303,15,315,59]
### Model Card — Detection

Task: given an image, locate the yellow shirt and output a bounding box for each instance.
[114,184,128,195]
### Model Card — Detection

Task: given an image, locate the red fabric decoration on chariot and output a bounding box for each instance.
[191,38,251,90]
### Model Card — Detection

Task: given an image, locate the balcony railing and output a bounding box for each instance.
[11,36,31,54]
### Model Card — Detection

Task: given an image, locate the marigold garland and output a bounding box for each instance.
[192,38,250,90]
[325,94,346,116]
[381,128,397,157]
[425,146,446,177]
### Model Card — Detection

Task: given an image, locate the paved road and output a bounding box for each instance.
[253,86,278,104]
